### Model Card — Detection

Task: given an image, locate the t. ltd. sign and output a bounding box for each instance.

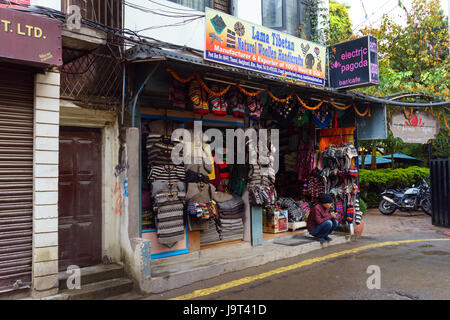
[328,36,379,89]
[0,6,62,66]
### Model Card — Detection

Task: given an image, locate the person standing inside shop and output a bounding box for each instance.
[306,194,339,243]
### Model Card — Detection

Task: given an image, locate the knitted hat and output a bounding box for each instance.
[318,194,333,204]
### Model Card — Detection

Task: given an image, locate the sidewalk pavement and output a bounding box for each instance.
[147,231,353,294]
[362,208,448,237]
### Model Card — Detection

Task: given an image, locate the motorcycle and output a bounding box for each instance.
[379,177,432,216]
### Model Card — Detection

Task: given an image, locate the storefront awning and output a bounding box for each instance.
[125,44,377,107]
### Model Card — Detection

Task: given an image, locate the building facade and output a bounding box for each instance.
[1,0,356,299]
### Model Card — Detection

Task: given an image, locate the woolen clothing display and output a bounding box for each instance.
[149,165,186,182]
[186,182,233,203]
[220,218,244,241]
[227,87,245,118]
[217,196,244,218]
[153,192,185,244]
[276,198,305,222]
[151,180,185,197]
[189,80,209,114]
[200,219,221,244]
[209,84,228,116]
[169,79,186,109]
[185,169,210,184]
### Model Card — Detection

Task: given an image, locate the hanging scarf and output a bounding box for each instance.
[293,108,309,127]
[247,95,263,121]
[312,109,331,129]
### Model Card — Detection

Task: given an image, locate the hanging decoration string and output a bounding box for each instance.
[194,73,231,97]
[166,67,194,83]
[235,83,265,97]
[266,90,294,103]
[353,104,371,117]
[296,96,324,110]
[326,98,353,110]
[165,68,373,117]
[403,107,414,120]
[443,114,450,130]
[436,109,441,121]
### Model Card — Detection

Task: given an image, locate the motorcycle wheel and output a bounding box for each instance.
[379,199,397,215]
[420,198,432,216]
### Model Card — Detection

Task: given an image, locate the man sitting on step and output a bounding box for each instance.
[306,194,338,243]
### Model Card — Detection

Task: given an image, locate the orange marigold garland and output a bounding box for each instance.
[444,114,450,130]
[326,98,352,110]
[166,67,194,83]
[163,67,376,118]
[266,90,294,103]
[353,104,371,117]
[194,73,231,97]
[403,107,414,120]
[235,83,265,97]
[296,95,324,110]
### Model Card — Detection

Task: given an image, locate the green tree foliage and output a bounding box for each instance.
[357,0,449,133]
[379,129,404,168]
[327,0,353,44]
[296,0,353,45]
[359,166,430,206]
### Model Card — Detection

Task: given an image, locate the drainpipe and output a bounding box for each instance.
[131,61,161,127]
[121,63,126,125]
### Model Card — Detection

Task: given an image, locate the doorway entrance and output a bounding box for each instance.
[58,127,102,271]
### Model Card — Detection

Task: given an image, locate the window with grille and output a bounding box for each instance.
[61,0,123,29]
[167,0,212,11]
[261,0,312,38]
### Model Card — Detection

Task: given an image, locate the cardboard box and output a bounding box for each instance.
[263,209,288,233]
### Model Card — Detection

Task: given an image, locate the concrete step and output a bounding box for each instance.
[59,278,134,300]
[149,234,352,294]
[105,292,143,300]
[58,263,125,290]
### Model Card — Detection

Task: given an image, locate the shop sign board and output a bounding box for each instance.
[0,0,30,9]
[328,35,378,89]
[204,8,326,86]
[0,6,62,66]
[357,104,387,140]
[390,111,440,144]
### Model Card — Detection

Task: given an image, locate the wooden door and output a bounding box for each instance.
[58,127,102,271]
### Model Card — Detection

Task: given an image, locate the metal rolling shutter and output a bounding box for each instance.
[0,66,34,292]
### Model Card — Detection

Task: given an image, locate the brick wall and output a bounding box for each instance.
[32,71,60,298]
[213,0,230,13]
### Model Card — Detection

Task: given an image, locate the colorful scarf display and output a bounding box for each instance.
[312,109,331,129]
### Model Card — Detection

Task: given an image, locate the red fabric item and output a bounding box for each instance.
[306,203,333,232]
[333,110,338,128]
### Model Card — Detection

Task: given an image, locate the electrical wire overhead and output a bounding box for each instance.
[0,0,204,54]
[352,0,396,32]
[123,0,205,18]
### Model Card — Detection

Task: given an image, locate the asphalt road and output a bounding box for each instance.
[144,234,450,300]
[143,210,450,300]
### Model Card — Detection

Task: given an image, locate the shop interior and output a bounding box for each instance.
[134,62,369,259]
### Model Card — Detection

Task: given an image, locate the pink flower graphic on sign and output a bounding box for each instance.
[331,61,341,69]
[405,114,424,127]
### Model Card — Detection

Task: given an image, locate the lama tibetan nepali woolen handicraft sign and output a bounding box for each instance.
[204,8,326,86]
